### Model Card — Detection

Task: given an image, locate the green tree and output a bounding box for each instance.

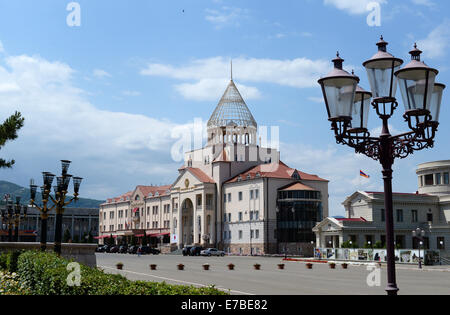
[0,112,25,168]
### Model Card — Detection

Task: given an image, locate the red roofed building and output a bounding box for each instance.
[98,78,330,255]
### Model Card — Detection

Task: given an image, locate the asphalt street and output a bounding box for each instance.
[96,253,450,295]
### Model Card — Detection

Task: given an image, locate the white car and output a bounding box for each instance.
[200,248,225,256]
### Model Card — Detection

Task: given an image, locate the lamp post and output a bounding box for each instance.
[318,37,444,296]
[30,160,82,254]
[1,198,15,242]
[13,196,27,242]
[412,228,425,269]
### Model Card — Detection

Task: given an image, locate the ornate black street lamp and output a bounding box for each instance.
[30,160,82,254]
[412,228,426,269]
[13,196,27,242]
[318,37,444,296]
[29,173,55,251]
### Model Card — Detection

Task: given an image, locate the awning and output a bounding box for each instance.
[150,232,170,237]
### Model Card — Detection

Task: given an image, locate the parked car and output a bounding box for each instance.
[118,245,128,254]
[190,246,204,256]
[109,245,120,253]
[200,248,225,257]
[139,246,161,255]
[127,245,138,254]
[182,246,193,256]
[95,245,106,252]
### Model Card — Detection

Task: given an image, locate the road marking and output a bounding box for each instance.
[99,265,255,295]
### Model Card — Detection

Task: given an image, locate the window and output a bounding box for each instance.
[223,213,227,222]
[255,229,259,239]
[223,194,227,203]
[250,211,254,221]
[250,230,254,238]
[239,192,243,201]
[411,210,418,223]
[427,213,433,223]
[396,209,403,222]
[424,174,434,186]
[444,172,449,185]
[395,235,405,248]
[224,231,227,239]
[239,230,243,239]
[436,173,441,185]
[255,189,259,199]
[228,213,231,222]
[255,211,259,220]
[228,193,231,202]
[103,212,106,220]
[250,190,254,199]
[239,212,243,221]
[229,231,231,239]
[381,209,385,222]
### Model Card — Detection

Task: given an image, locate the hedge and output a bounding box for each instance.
[8,251,227,295]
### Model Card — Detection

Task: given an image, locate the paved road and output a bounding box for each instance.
[96,253,450,295]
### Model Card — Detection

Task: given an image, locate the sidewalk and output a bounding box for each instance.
[283,257,450,272]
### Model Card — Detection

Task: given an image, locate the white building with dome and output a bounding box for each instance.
[99,78,329,255]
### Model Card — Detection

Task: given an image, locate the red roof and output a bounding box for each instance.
[137,185,172,198]
[279,182,316,191]
[336,217,367,222]
[226,161,328,183]
[184,168,215,184]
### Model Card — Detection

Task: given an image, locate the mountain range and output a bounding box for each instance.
[0,180,103,208]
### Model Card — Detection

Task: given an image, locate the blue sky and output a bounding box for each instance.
[0,0,449,215]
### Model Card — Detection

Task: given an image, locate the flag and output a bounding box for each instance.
[360,170,370,178]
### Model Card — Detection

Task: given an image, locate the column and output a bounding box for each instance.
[201,192,207,245]
[176,198,182,248]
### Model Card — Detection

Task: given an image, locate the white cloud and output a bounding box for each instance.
[205,6,246,29]
[93,69,111,78]
[323,0,386,15]
[417,20,450,59]
[141,56,330,101]
[0,52,193,199]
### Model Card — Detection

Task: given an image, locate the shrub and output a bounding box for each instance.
[16,251,227,295]
[0,251,22,273]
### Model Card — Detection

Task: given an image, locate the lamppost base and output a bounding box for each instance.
[385,285,399,296]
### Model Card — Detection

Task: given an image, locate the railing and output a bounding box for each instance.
[440,257,450,265]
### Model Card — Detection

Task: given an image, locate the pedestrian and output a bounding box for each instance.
[137,246,142,257]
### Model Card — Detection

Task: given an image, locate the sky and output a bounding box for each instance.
[0,0,449,216]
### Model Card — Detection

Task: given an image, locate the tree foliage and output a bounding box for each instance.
[0,112,25,168]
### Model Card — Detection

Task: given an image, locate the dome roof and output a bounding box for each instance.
[207,80,257,129]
